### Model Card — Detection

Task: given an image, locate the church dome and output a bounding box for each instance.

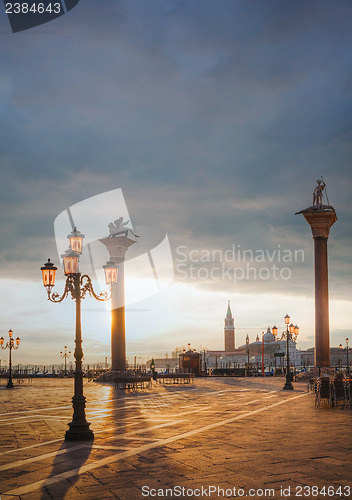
[263,326,275,343]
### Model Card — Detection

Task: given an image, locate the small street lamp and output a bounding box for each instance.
[60,346,71,376]
[0,330,20,389]
[272,314,299,390]
[41,227,117,441]
[150,358,155,379]
[339,338,350,375]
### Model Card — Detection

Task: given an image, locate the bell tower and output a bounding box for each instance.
[224,300,235,352]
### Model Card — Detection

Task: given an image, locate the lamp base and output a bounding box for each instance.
[6,378,14,389]
[283,383,294,390]
[65,421,94,441]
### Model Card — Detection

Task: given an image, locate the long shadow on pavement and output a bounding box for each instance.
[40,439,93,499]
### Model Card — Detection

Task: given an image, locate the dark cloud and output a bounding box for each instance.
[0,0,351,300]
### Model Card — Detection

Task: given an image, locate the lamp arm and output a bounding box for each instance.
[48,276,74,303]
[277,331,286,341]
[277,330,298,342]
[80,275,111,301]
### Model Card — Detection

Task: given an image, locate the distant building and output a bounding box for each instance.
[300,348,314,368]
[330,347,348,368]
[145,357,179,373]
[300,347,349,369]
[206,326,300,369]
[205,302,301,370]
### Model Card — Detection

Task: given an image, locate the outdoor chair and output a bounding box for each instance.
[348,379,352,407]
[315,376,332,408]
[332,377,347,408]
[307,378,315,393]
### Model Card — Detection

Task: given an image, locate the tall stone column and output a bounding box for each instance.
[99,234,136,371]
[296,207,337,368]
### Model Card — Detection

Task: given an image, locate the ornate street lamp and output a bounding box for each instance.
[61,249,79,275]
[272,314,299,390]
[41,259,57,292]
[60,346,71,376]
[103,259,118,287]
[0,329,20,389]
[67,227,84,254]
[41,227,117,441]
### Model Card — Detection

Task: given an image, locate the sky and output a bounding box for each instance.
[0,0,352,366]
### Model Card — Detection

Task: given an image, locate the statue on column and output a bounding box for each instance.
[313,179,326,207]
[108,217,139,238]
[296,178,334,214]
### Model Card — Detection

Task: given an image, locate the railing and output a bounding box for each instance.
[113,370,152,390]
[155,373,195,384]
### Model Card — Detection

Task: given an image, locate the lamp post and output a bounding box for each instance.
[60,346,71,376]
[215,354,223,370]
[245,347,250,377]
[339,338,350,375]
[272,314,299,390]
[41,227,117,441]
[0,330,20,389]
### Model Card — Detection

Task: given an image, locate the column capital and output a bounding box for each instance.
[299,208,337,239]
[99,235,136,261]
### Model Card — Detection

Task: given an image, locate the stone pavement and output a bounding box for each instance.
[0,376,351,500]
